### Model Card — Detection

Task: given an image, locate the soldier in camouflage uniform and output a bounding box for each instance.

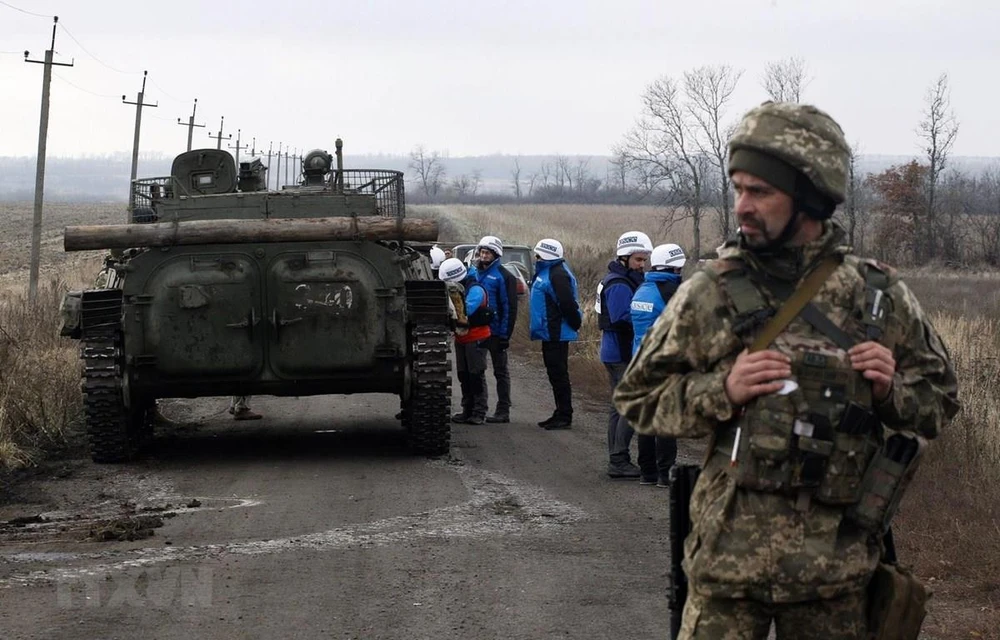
[614,102,959,639]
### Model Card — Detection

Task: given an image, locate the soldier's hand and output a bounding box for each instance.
[849,341,896,402]
[724,349,791,407]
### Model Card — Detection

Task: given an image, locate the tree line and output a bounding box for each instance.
[409,59,997,268]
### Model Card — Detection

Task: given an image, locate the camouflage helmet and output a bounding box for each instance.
[728,102,850,205]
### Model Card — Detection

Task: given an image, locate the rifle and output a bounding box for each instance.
[668,464,701,640]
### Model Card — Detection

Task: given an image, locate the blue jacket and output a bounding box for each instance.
[529,259,581,342]
[598,260,644,363]
[630,271,682,353]
[476,259,515,339]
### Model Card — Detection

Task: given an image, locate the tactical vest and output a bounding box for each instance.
[708,256,895,513]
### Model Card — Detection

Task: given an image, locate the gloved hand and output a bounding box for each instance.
[567,311,582,332]
[496,336,510,350]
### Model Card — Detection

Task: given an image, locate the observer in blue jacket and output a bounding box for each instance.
[529,238,581,430]
[473,235,519,423]
[628,242,686,486]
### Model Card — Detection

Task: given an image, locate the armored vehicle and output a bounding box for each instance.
[61,141,452,462]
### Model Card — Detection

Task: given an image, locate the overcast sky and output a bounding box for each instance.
[1,0,997,160]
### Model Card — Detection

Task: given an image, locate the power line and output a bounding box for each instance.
[147,112,175,122]
[52,71,119,99]
[0,0,52,18]
[55,21,187,103]
[58,22,140,75]
[146,76,186,103]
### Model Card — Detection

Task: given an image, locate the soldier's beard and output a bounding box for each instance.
[740,212,800,252]
[739,217,772,248]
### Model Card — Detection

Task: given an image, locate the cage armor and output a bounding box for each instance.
[703,254,902,522]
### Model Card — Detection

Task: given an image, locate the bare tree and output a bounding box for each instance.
[917,72,960,259]
[510,157,522,199]
[761,57,810,102]
[971,164,1000,265]
[608,150,630,194]
[451,174,472,197]
[408,145,446,197]
[554,155,572,191]
[573,158,592,194]
[470,169,483,197]
[617,76,709,258]
[841,140,870,248]
[537,161,553,190]
[684,64,743,238]
[527,171,540,197]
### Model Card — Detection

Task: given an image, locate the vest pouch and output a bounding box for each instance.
[734,433,792,492]
[867,562,930,640]
[791,434,833,489]
[815,433,879,505]
[847,433,925,533]
[730,393,796,492]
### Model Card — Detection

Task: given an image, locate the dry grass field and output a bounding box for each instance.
[0,200,996,635]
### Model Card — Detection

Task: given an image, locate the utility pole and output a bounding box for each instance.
[275,142,283,189]
[265,142,273,190]
[228,129,246,166]
[209,116,231,150]
[249,137,257,157]
[24,16,73,302]
[285,147,291,185]
[177,98,204,151]
[123,71,158,219]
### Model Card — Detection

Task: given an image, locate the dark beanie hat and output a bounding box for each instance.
[728,148,800,196]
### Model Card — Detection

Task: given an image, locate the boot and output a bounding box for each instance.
[538,414,557,428]
[607,461,641,479]
[543,416,572,430]
[232,407,262,421]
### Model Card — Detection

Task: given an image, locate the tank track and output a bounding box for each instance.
[405,323,452,456]
[81,333,149,463]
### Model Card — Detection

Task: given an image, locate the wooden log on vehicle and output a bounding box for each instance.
[64,216,438,251]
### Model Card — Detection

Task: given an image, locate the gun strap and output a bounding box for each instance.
[749,255,841,353]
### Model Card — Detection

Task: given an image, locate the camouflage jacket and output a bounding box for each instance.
[614,222,959,603]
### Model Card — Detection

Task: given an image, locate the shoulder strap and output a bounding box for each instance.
[749,255,841,353]
[654,279,680,304]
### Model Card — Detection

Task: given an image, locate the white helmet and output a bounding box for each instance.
[477,235,504,258]
[650,243,686,269]
[438,258,467,283]
[429,245,447,269]
[616,231,653,257]
[533,238,564,260]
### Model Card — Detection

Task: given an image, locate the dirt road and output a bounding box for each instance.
[0,356,697,640]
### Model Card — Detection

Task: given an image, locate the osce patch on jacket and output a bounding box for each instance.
[631,300,655,313]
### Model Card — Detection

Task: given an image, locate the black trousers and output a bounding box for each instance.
[475,335,511,416]
[541,340,572,419]
[637,434,677,480]
[456,342,488,418]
